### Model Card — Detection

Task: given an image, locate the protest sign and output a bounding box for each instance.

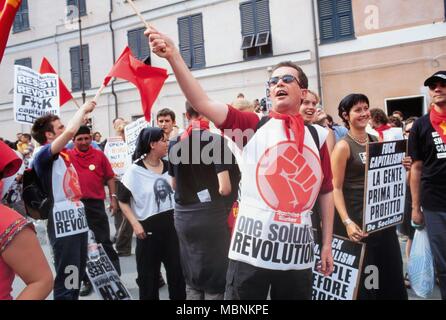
[312,234,365,300]
[13,65,60,125]
[104,137,131,179]
[86,244,132,300]
[363,140,407,234]
[124,117,150,156]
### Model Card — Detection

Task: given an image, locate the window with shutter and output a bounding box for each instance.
[127,28,151,64]
[15,58,32,69]
[239,0,272,60]
[67,0,87,17]
[13,0,30,33]
[178,14,206,69]
[318,0,354,44]
[70,45,91,92]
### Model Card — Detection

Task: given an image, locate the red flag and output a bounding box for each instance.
[0,0,22,64]
[104,46,168,121]
[39,57,73,107]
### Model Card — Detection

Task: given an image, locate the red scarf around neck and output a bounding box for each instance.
[269,110,305,153]
[374,124,391,141]
[430,107,446,145]
[180,118,210,141]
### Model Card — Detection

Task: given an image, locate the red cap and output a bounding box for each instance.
[0,140,22,178]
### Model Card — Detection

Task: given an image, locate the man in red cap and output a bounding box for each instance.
[409,70,446,300]
[31,100,96,300]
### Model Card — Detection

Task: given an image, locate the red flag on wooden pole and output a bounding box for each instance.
[103,46,168,122]
[0,0,22,64]
[39,57,74,107]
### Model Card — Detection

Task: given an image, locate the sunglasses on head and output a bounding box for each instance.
[268,74,300,87]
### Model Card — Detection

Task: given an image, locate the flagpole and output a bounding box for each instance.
[93,84,106,103]
[72,98,81,109]
[126,0,150,29]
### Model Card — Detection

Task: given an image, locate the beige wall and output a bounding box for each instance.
[353,0,445,36]
[320,37,446,120]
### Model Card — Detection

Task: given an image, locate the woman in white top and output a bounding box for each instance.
[118,127,185,300]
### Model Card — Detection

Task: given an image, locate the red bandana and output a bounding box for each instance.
[180,118,210,140]
[374,124,391,141]
[269,110,305,153]
[430,107,446,145]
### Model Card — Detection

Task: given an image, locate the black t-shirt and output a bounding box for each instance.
[117,159,169,204]
[408,114,446,210]
[168,130,237,205]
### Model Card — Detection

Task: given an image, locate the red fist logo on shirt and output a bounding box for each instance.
[256,142,322,213]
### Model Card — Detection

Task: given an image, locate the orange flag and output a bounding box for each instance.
[0,0,22,64]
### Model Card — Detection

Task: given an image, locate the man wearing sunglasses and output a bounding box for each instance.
[408,71,446,300]
[146,26,334,300]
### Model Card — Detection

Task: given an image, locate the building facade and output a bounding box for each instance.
[1,0,445,141]
[318,0,446,120]
[0,0,320,140]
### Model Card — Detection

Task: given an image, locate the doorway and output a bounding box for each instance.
[385,95,426,119]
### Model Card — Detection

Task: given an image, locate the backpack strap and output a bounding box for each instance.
[306,124,320,150]
[255,116,271,131]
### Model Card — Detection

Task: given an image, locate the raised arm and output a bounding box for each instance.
[145,26,228,126]
[50,101,96,155]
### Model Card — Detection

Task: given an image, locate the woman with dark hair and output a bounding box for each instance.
[117,127,185,300]
[331,94,407,300]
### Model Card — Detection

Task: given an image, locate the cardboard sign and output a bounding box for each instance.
[363,140,407,234]
[13,65,60,125]
[104,137,131,179]
[86,244,132,300]
[124,117,150,157]
[312,234,365,300]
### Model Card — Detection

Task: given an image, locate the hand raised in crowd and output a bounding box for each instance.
[144,25,176,60]
[346,221,368,242]
[132,221,147,240]
[318,246,334,276]
[81,100,97,114]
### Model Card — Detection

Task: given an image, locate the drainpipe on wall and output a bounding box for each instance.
[311,0,323,104]
[109,0,118,119]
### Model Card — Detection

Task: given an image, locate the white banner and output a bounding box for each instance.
[364,140,407,234]
[124,117,150,157]
[104,137,131,179]
[86,244,132,300]
[13,65,60,125]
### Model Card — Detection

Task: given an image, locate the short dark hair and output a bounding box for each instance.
[271,61,308,89]
[112,117,125,125]
[185,101,200,118]
[22,133,32,140]
[132,127,165,162]
[405,116,418,126]
[392,110,404,119]
[388,115,403,128]
[370,108,389,126]
[157,108,176,122]
[338,94,370,129]
[31,114,60,145]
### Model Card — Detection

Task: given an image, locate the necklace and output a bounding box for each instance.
[347,132,369,146]
[144,158,161,167]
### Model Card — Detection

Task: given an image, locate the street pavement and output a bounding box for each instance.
[12,219,441,300]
